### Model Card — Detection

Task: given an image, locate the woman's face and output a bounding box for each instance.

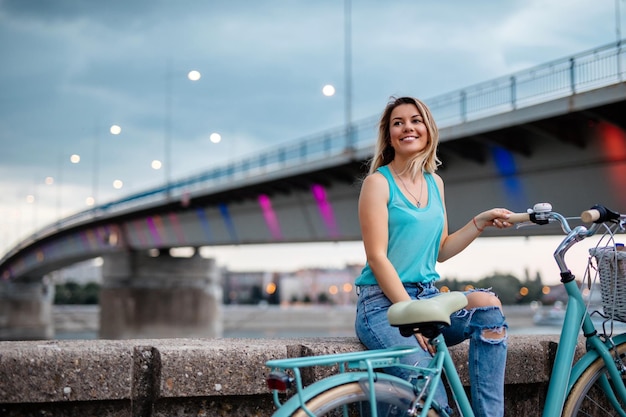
[388,103,428,158]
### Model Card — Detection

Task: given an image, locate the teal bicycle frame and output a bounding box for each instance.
[539,211,626,417]
[543,276,626,417]
[266,341,475,417]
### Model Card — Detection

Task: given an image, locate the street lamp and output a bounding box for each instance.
[86,123,122,207]
[616,0,623,80]
[344,0,353,149]
[86,119,99,209]
[54,153,81,220]
[322,0,352,149]
[164,64,202,198]
[25,193,36,235]
[615,0,623,44]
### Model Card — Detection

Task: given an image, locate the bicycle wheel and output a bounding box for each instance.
[291,381,439,417]
[562,342,626,417]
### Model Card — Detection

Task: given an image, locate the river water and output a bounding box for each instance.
[52,304,571,340]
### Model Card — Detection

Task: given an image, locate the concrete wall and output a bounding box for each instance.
[0,335,573,417]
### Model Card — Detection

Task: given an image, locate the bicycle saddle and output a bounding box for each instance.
[387,292,468,337]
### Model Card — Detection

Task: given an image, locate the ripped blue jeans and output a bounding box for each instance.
[355,282,507,417]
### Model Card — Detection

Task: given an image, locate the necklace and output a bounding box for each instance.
[391,164,424,208]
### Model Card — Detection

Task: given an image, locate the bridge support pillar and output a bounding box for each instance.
[0,280,55,341]
[99,250,222,339]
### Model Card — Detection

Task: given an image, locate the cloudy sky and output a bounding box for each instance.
[0,0,623,280]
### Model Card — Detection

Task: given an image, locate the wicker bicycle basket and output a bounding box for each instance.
[590,246,626,322]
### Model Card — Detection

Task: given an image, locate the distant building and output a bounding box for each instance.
[223,270,273,304]
[223,264,363,306]
[278,264,362,305]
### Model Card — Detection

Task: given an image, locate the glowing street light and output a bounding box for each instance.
[322,84,336,97]
[210,132,222,144]
[188,70,202,81]
[110,125,122,135]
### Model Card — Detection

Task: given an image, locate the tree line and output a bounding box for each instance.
[54,282,100,305]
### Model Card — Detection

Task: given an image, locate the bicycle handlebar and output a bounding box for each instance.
[509,202,625,276]
[508,203,624,230]
[507,213,531,224]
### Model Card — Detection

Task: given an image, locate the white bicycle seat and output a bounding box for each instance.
[388,292,468,327]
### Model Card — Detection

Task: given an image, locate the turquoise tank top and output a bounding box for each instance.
[355,165,445,286]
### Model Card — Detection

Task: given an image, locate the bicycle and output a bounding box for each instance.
[265,202,626,416]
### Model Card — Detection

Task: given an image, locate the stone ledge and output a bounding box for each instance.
[0,334,572,405]
[283,334,570,386]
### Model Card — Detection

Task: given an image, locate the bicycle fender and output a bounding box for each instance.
[568,333,626,392]
[269,371,415,417]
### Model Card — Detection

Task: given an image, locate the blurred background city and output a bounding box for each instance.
[50,257,598,340]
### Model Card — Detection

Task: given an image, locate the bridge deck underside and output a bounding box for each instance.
[3,86,626,281]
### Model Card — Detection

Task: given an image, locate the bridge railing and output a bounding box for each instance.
[3,40,625,262]
[429,40,625,126]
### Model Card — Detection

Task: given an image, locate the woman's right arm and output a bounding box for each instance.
[358,173,411,304]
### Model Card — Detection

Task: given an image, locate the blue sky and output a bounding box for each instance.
[0,0,622,279]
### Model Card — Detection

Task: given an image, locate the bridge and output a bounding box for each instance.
[1,41,625,340]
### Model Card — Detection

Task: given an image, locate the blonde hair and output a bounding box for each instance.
[368,96,441,180]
